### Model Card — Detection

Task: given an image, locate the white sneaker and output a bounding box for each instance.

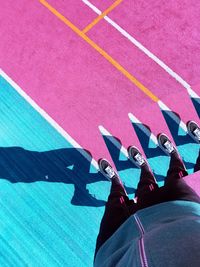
[98,158,119,181]
[187,120,200,143]
[157,133,177,156]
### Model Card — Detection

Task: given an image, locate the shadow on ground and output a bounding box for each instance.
[161,109,199,171]
[191,96,200,118]
[101,134,136,195]
[129,118,167,183]
[0,146,107,207]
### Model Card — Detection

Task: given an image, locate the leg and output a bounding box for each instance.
[136,165,160,209]
[164,153,188,186]
[186,121,200,172]
[94,180,136,257]
[127,145,160,209]
[95,158,137,257]
[194,149,200,172]
[163,151,200,203]
[136,165,158,197]
[157,133,200,203]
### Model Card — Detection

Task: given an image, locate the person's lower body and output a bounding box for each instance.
[94,159,137,258]
[135,164,161,209]
[127,145,161,209]
[95,148,165,259]
[127,143,200,210]
[95,142,200,257]
[94,178,136,258]
[133,150,200,209]
[159,141,200,204]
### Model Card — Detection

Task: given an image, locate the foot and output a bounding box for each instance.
[127,146,148,168]
[98,158,120,182]
[157,133,177,156]
[186,120,200,143]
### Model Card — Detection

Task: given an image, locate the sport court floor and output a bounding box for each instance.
[0,0,200,266]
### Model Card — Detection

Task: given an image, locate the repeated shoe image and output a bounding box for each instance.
[127,146,147,168]
[186,120,200,143]
[157,133,177,156]
[98,158,119,181]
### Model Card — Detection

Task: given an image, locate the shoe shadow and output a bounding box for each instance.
[0,146,107,207]
[190,95,200,118]
[128,113,168,185]
[131,122,163,158]
[161,110,193,145]
[99,127,137,196]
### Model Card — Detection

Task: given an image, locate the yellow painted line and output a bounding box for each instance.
[82,0,123,33]
[39,0,159,103]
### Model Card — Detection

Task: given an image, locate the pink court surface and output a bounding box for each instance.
[1,1,200,266]
[1,0,200,161]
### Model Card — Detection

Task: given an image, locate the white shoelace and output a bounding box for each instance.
[193,128,200,140]
[105,166,116,178]
[134,153,145,166]
[164,140,174,153]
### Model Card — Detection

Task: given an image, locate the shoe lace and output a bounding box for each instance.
[164,141,174,153]
[105,166,116,178]
[193,128,200,140]
[134,153,145,165]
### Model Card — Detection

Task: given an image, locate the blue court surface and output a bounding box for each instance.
[0,75,110,267]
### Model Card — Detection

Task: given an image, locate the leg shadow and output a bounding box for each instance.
[99,126,138,197]
[191,97,200,118]
[0,146,107,207]
[128,113,169,186]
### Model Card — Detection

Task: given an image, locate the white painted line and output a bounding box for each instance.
[128,113,141,124]
[158,100,188,132]
[157,100,171,111]
[99,125,129,158]
[149,133,158,146]
[0,69,99,170]
[179,121,188,132]
[187,87,200,99]
[83,0,101,15]
[82,0,193,92]
[128,113,151,136]
[128,113,158,145]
